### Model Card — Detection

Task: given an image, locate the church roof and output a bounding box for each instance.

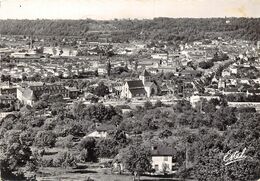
[126,80,144,89]
[140,69,150,77]
[129,88,146,96]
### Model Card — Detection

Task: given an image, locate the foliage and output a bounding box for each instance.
[78,137,98,162]
[55,135,74,149]
[199,60,214,69]
[154,100,162,107]
[119,144,152,175]
[0,130,35,180]
[97,138,118,158]
[53,151,77,168]
[159,129,173,139]
[93,82,109,97]
[34,131,56,148]
[0,18,259,42]
[144,101,153,110]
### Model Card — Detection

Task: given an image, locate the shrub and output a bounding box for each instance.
[30,118,45,127]
[154,100,162,107]
[53,151,77,168]
[55,135,74,148]
[38,157,54,167]
[78,137,98,162]
[159,129,173,138]
[144,101,153,110]
[34,131,56,148]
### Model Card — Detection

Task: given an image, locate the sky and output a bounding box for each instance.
[0,0,259,20]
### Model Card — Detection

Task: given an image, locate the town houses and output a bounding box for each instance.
[0,18,260,181]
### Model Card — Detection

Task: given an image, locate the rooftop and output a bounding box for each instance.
[151,145,175,156]
[126,80,144,89]
[140,69,151,77]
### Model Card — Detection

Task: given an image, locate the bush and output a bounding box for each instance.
[159,129,173,138]
[78,137,98,162]
[144,101,153,110]
[55,135,74,148]
[34,131,56,148]
[53,151,77,168]
[30,118,45,127]
[154,100,162,107]
[38,157,54,167]
[199,60,214,69]
[79,149,88,162]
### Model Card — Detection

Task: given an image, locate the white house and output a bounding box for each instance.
[230,67,238,74]
[222,70,231,77]
[97,66,108,76]
[85,125,115,139]
[16,87,36,106]
[151,145,176,173]
[151,53,168,60]
[86,130,108,139]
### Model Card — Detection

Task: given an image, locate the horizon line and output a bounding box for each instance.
[0,16,259,21]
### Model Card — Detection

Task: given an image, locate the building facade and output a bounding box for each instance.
[121,70,158,98]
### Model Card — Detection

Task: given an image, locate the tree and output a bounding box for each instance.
[154,100,162,107]
[119,144,152,180]
[33,100,48,110]
[212,107,237,131]
[78,137,98,162]
[144,101,153,110]
[194,123,260,181]
[199,60,214,69]
[159,129,172,139]
[53,151,76,168]
[97,138,119,158]
[34,131,56,148]
[84,104,117,123]
[94,82,109,97]
[59,48,64,56]
[35,46,44,54]
[107,59,111,76]
[0,130,34,180]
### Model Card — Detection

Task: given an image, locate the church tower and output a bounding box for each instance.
[139,69,151,85]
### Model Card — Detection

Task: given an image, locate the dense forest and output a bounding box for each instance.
[0,18,259,42]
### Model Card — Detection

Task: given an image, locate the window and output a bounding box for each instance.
[164,156,168,161]
[154,165,159,171]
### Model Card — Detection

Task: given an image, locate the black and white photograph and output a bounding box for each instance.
[0,0,259,180]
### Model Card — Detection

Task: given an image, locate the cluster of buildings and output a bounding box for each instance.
[1,34,260,174]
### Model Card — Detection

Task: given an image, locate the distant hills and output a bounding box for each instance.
[0,18,259,43]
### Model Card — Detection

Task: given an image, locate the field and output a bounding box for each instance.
[36,167,192,181]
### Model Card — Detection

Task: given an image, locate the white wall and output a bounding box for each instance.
[152,156,173,172]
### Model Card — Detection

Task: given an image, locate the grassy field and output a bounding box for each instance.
[36,167,192,181]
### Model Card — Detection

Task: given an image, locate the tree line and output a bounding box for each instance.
[0,18,259,42]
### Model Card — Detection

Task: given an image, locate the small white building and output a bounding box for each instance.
[222,70,231,77]
[151,145,176,173]
[97,66,108,76]
[151,53,168,60]
[85,125,115,139]
[86,130,108,139]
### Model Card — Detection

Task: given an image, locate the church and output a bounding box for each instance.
[120,70,158,99]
